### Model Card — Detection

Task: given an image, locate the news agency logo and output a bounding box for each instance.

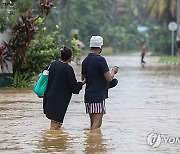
[147,133,161,148]
[147,133,180,148]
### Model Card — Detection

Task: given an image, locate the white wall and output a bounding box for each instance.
[0,30,13,73]
[0,29,12,45]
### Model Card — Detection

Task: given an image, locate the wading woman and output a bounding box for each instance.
[43,46,85,130]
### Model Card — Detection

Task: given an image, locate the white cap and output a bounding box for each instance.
[90,36,103,48]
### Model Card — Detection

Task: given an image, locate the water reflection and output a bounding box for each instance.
[84,129,107,154]
[40,129,69,153]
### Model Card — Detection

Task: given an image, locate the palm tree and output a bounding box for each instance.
[146,0,176,22]
[129,0,147,22]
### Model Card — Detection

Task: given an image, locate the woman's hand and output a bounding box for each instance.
[82,75,86,85]
[82,78,86,85]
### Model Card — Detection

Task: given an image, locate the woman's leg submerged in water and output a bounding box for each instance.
[50,120,62,130]
[89,113,93,127]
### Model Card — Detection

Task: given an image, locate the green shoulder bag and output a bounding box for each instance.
[34,65,51,97]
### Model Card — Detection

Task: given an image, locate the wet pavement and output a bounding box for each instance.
[0,55,180,154]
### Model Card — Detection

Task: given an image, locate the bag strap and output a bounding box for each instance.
[47,64,51,70]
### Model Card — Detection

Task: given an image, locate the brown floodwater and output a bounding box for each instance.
[0,55,180,154]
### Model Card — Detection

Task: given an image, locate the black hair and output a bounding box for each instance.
[60,46,73,61]
[90,47,101,50]
[141,41,145,45]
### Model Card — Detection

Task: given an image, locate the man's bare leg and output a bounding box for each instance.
[91,113,103,130]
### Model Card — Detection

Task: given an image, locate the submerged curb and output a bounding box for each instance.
[160,60,180,65]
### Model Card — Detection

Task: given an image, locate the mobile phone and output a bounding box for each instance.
[113,66,119,69]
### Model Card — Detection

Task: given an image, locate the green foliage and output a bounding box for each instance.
[45,0,143,52]
[0,0,11,6]
[16,0,33,13]
[0,0,55,75]
[146,0,176,22]
[0,9,16,32]
[148,24,171,54]
[71,37,80,59]
[44,0,177,55]
[35,17,44,27]
[23,30,81,74]
[0,0,32,32]
[24,31,60,75]
[8,72,32,88]
[161,56,180,63]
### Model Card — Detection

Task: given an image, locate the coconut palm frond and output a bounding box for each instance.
[158,0,167,20]
[170,0,177,17]
[147,0,176,21]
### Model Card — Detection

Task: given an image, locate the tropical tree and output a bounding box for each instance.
[51,0,143,51]
[146,0,176,22]
[0,0,54,74]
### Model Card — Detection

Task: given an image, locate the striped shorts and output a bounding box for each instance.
[85,100,106,114]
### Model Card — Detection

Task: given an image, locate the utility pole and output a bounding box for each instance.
[177,0,180,37]
[177,0,180,60]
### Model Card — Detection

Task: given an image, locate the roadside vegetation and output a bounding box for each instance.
[0,0,179,88]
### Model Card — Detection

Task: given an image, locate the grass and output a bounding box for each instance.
[160,56,180,64]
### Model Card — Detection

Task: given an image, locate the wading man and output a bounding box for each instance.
[141,42,147,64]
[82,36,118,130]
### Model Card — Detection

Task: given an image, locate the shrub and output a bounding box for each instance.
[23,31,60,75]
[8,71,32,88]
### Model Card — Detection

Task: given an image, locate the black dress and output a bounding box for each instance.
[43,61,82,123]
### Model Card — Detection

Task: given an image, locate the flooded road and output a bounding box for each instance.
[0,55,180,154]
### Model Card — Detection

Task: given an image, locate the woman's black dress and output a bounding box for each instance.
[43,61,82,123]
